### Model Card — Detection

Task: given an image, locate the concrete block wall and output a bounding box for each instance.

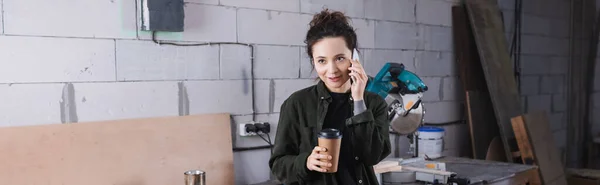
[497,0,571,163]
[0,0,571,184]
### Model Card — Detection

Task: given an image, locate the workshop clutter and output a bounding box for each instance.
[375,0,600,184]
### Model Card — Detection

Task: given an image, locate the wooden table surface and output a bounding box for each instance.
[383,156,538,185]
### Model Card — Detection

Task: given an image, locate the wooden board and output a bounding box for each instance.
[511,112,567,185]
[452,4,501,160]
[465,0,522,162]
[511,115,543,184]
[0,113,234,185]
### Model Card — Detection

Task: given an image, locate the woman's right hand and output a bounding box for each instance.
[306,146,332,172]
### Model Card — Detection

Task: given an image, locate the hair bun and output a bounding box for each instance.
[309,9,350,28]
[304,9,358,63]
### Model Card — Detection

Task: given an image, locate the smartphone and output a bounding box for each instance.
[352,48,360,62]
[351,49,359,84]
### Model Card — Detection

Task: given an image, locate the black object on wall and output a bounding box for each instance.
[141,0,185,32]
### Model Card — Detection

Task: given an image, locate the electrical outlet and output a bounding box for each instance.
[238,121,270,136]
[239,122,257,137]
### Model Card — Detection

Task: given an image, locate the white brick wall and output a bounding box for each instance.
[549,57,568,74]
[364,0,415,22]
[414,51,455,77]
[521,35,569,56]
[74,82,179,122]
[234,149,272,184]
[300,0,364,18]
[520,55,550,75]
[0,36,115,83]
[4,0,137,39]
[416,0,453,26]
[520,76,540,95]
[553,129,567,149]
[550,112,566,131]
[352,18,375,49]
[442,77,462,101]
[540,75,565,94]
[0,84,63,127]
[504,0,571,161]
[522,14,550,36]
[116,40,220,81]
[220,0,300,12]
[553,94,566,112]
[220,44,253,80]
[375,21,418,49]
[421,77,441,102]
[186,80,253,115]
[238,9,310,45]
[423,101,462,123]
[0,2,3,34]
[527,95,552,114]
[186,0,219,5]
[418,25,453,52]
[254,80,272,114]
[254,45,301,79]
[548,19,569,38]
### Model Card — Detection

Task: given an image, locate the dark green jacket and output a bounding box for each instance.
[268,80,391,185]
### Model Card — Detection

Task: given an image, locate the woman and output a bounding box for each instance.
[268,9,391,185]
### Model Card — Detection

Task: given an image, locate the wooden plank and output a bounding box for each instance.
[452,4,501,160]
[512,112,567,185]
[511,116,535,164]
[511,115,543,184]
[465,0,522,162]
[0,113,234,185]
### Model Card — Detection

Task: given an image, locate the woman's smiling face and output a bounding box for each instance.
[311,36,353,93]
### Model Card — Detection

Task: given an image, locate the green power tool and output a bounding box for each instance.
[366,62,428,138]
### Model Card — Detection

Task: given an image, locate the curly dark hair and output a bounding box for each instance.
[304,9,358,66]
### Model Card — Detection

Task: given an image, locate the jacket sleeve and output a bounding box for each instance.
[345,95,392,166]
[268,99,318,184]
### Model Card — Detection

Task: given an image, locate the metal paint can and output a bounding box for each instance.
[185,170,206,185]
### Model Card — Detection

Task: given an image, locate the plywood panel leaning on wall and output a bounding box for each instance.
[0,113,235,185]
[511,111,567,185]
[465,0,523,162]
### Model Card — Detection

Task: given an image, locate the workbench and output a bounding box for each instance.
[379,156,538,185]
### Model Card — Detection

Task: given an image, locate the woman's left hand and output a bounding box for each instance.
[348,58,368,101]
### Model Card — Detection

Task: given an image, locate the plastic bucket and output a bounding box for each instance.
[416,126,444,159]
